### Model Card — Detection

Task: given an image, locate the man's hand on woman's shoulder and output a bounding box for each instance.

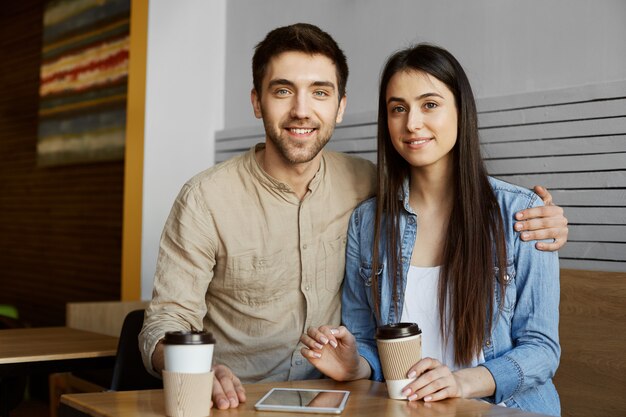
[515,186,568,251]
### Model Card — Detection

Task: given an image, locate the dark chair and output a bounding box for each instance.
[69,309,162,391]
[50,309,162,417]
[0,315,28,413]
[109,309,162,391]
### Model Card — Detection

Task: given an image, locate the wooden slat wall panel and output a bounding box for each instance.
[481,117,626,142]
[479,82,626,272]
[497,171,626,189]
[482,135,626,158]
[479,98,626,127]
[0,1,122,327]
[215,80,626,273]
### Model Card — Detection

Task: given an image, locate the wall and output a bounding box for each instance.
[139,0,226,299]
[0,1,122,326]
[223,0,626,128]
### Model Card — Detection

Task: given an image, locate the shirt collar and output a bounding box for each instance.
[247,143,326,198]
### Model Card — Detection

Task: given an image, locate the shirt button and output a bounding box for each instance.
[295,359,302,365]
[303,244,308,250]
[486,339,492,347]
[409,217,415,224]
[305,285,310,291]
[401,257,407,263]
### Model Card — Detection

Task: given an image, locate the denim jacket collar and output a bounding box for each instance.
[399,177,416,215]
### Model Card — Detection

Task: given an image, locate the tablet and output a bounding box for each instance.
[254,388,350,414]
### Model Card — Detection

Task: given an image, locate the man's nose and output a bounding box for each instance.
[290,93,311,119]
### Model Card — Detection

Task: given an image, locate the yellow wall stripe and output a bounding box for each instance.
[39,93,126,116]
[121,0,148,301]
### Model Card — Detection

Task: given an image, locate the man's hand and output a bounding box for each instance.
[212,364,246,409]
[152,340,165,374]
[515,186,569,251]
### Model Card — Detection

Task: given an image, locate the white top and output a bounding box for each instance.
[400,265,483,371]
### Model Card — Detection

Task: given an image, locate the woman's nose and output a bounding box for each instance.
[406,110,423,131]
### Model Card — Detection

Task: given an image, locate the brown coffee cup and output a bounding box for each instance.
[376,322,422,399]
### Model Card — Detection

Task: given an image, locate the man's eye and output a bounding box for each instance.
[275,89,290,96]
[313,90,329,97]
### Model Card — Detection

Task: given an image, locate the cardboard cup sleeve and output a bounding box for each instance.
[163,370,214,417]
[376,334,422,381]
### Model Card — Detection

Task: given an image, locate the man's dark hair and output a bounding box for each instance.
[252,23,349,98]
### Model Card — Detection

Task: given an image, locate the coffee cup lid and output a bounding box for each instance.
[163,330,216,345]
[375,322,421,340]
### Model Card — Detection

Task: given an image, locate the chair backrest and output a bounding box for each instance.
[66,300,150,337]
[109,309,163,391]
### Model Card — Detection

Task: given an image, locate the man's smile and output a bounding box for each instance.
[288,128,315,135]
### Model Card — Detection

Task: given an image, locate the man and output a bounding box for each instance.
[139,23,568,410]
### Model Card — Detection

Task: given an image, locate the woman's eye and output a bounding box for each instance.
[391,105,406,113]
[424,102,438,109]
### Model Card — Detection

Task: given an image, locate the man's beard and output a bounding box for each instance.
[262,117,335,164]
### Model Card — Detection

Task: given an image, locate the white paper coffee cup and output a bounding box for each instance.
[163,331,216,374]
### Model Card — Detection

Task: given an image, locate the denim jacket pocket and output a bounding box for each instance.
[359,263,383,306]
[358,263,383,286]
[494,263,517,314]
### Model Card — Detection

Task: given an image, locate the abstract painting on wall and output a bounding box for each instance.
[38,0,130,166]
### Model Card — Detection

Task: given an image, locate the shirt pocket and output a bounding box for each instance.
[224,251,288,305]
[321,235,347,293]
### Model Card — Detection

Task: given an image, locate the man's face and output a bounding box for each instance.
[251,51,346,165]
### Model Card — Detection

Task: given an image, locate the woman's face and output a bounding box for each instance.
[386,70,458,172]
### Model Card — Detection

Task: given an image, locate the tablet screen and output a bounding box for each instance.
[255,388,350,414]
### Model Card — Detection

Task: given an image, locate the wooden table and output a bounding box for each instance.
[0,327,118,417]
[60,378,551,417]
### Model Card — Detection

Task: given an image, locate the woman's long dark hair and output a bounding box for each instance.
[371,44,508,366]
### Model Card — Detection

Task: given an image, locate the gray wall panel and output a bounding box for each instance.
[216,80,626,272]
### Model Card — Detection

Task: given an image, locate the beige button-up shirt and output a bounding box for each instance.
[140,144,376,382]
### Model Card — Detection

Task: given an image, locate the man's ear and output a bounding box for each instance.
[335,95,347,124]
[251,88,262,119]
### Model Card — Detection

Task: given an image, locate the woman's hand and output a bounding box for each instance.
[300,325,371,381]
[401,358,495,402]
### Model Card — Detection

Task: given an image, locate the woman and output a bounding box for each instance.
[300,44,560,416]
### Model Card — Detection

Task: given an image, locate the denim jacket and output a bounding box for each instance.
[342,177,560,416]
